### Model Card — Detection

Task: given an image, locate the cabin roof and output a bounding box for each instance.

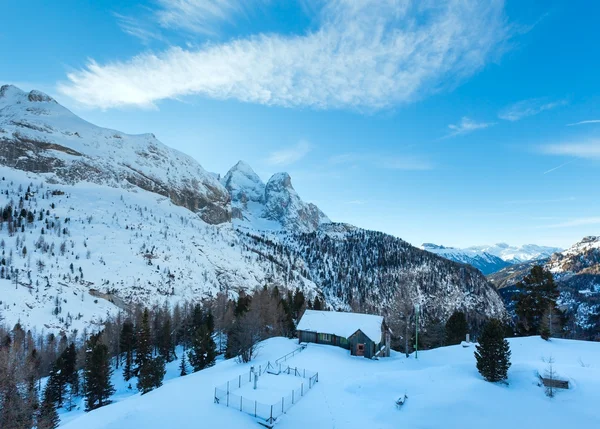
[297,310,383,343]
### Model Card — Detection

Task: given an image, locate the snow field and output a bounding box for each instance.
[236,372,305,405]
[58,336,600,429]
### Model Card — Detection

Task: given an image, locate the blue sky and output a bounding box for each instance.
[2,0,599,248]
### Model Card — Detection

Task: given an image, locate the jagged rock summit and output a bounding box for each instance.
[0,84,230,224]
[222,161,330,232]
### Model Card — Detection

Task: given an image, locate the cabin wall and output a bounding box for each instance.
[348,330,375,359]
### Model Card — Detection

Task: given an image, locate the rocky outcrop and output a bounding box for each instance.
[223,162,330,232]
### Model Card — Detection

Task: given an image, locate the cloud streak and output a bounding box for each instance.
[58,0,511,110]
[498,97,567,121]
[567,119,600,126]
[446,117,494,137]
[541,140,600,160]
[266,140,312,166]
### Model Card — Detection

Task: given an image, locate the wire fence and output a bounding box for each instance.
[214,360,319,427]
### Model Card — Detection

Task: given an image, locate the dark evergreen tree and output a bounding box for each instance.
[179,351,188,376]
[137,355,166,394]
[514,265,560,336]
[188,324,217,372]
[119,320,136,381]
[157,309,175,362]
[38,386,60,429]
[475,319,511,382]
[83,333,115,411]
[445,311,468,345]
[135,309,152,374]
[313,296,323,310]
[45,358,65,408]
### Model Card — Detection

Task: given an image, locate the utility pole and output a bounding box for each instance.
[415,304,420,360]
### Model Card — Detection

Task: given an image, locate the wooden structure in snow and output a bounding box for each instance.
[296,310,391,359]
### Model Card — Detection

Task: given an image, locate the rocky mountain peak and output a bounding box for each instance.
[222,160,265,205]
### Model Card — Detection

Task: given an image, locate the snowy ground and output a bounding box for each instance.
[236,372,304,405]
[58,336,600,429]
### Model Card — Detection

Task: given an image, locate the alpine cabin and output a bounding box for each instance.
[296,310,391,359]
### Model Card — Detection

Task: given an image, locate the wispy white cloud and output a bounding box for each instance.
[266,140,312,166]
[58,0,511,110]
[498,97,567,121]
[539,217,600,229]
[445,116,494,137]
[154,0,267,36]
[566,119,600,126]
[114,13,165,44]
[541,140,600,160]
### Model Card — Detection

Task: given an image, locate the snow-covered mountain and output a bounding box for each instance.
[422,242,561,274]
[489,236,600,335]
[222,161,330,232]
[421,243,511,275]
[0,85,506,334]
[466,243,561,264]
[0,84,230,224]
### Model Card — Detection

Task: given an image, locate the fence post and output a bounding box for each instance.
[240,396,242,411]
[239,375,241,388]
[282,397,284,413]
[270,405,273,423]
[301,383,304,396]
[227,382,230,407]
[214,387,217,403]
[292,390,294,404]
[255,400,257,418]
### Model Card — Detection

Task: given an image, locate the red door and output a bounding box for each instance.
[357,343,365,356]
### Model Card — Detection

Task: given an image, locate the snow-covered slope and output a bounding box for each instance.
[422,243,511,275]
[0,84,230,224]
[0,168,318,333]
[58,336,600,429]
[222,162,330,233]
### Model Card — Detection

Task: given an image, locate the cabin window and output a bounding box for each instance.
[339,337,348,346]
[319,333,331,342]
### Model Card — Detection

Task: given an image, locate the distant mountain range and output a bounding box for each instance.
[422,243,561,274]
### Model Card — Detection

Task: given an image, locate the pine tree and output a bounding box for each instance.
[137,356,166,394]
[83,333,115,411]
[179,351,188,376]
[135,309,152,374]
[475,319,511,382]
[157,309,175,362]
[514,265,560,336]
[45,358,65,408]
[445,311,468,345]
[63,343,79,399]
[38,386,60,429]
[119,320,136,381]
[188,324,217,372]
